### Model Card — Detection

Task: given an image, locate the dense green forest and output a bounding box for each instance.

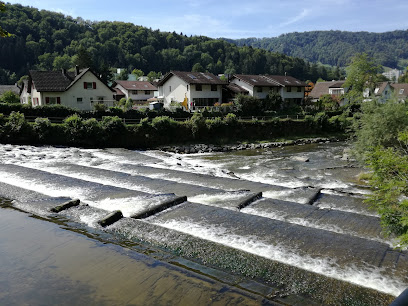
[0,3,342,84]
[226,30,408,69]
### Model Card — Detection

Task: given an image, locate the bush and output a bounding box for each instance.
[234,94,263,115]
[188,112,206,137]
[0,90,20,104]
[100,116,126,134]
[83,118,102,141]
[33,117,52,140]
[94,103,107,112]
[205,117,224,130]
[151,116,176,131]
[224,113,238,125]
[6,111,28,136]
[63,114,84,142]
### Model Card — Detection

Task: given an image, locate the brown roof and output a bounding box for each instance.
[232,74,307,87]
[157,71,227,86]
[226,83,249,94]
[114,80,157,91]
[373,82,390,96]
[309,81,345,99]
[114,88,125,96]
[391,83,408,97]
[29,68,114,92]
[265,75,308,87]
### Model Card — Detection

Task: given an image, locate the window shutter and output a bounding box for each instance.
[45,97,50,104]
[84,82,87,89]
[93,82,96,89]
[57,97,61,104]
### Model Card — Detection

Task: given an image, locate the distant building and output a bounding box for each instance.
[20,66,115,110]
[157,71,227,110]
[309,80,348,105]
[382,69,403,82]
[0,84,20,97]
[363,82,393,103]
[112,80,157,103]
[390,83,408,101]
[230,74,307,105]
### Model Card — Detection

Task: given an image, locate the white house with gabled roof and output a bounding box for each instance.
[230,74,307,104]
[157,71,227,110]
[20,66,115,111]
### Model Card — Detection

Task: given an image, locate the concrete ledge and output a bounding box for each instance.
[50,199,80,213]
[237,192,262,210]
[131,196,187,219]
[97,210,123,227]
[306,189,322,205]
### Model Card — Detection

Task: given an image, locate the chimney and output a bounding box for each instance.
[75,65,80,76]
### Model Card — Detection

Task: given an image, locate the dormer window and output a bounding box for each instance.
[400,89,405,94]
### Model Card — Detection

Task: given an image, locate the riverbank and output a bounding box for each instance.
[158,136,346,154]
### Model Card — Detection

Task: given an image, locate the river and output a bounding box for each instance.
[0,141,406,305]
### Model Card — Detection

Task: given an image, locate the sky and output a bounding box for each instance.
[5,0,408,39]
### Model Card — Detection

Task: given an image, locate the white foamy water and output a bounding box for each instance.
[151,219,406,296]
[0,171,172,218]
[189,192,250,208]
[242,206,393,246]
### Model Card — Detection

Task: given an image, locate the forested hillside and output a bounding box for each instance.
[227,30,408,69]
[0,4,341,84]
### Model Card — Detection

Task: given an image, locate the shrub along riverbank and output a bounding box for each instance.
[0,110,350,149]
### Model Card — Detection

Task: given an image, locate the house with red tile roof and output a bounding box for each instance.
[20,66,114,110]
[157,71,227,110]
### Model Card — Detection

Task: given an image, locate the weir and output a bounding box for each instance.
[0,142,406,305]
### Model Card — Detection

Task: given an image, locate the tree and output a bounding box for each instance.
[263,91,283,111]
[53,54,72,70]
[117,69,128,80]
[0,2,11,37]
[234,94,262,115]
[74,46,93,69]
[0,90,19,103]
[147,71,161,82]
[343,53,381,103]
[192,63,204,72]
[132,69,144,79]
[317,94,340,111]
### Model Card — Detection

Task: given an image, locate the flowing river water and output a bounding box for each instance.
[0,141,406,305]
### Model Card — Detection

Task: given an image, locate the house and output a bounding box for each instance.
[20,66,115,111]
[157,71,227,110]
[363,82,393,103]
[229,74,307,105]
[390,83,408,101]
[0,84,20,97]
[112,80,157,103]
[308,80,348,105]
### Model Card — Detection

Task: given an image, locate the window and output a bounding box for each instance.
[400,89,405,94]
[297,86,301,92]
[187,85,189,91]
[287,87,292,92]
[256,87,262,93]
[211,85,217,91]
[132,90,138,94]
[169,86,172,92]
[145,90,150,95]
[45,97,61,105]
[97,97,104,102]
[84,82,96,89]
[196,84,202,91]
[33,97,38,106]
[77,97,83,103]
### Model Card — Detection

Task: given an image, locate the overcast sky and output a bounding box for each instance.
[5,0,408,39]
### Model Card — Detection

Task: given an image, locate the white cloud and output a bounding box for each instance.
[280,8,311,27]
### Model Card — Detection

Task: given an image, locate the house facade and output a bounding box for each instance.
[20,67,114,111]
[157,71,227,110]
[230,74,307,104]
[363,82,393,103]
[309,80,348,105]
[390,83,408,102]
[112,80,157,102]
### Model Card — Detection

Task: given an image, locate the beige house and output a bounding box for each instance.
[230,74,307,105]
[112,80,157,102]
[309,80,349,105]
[20,67,114,111]
[157,71,227,110]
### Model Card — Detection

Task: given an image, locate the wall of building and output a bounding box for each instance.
[159,75,189,107]
[114,84,155,101]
